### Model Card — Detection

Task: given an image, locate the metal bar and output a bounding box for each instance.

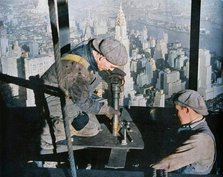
[189,0,201,90]
[112,81,121,136]
[30,76,58,157]
[0,72,63,97]
[105,149,128,169]
[48,0,77,176]
[60,96,77,176]
[57,0,71,56]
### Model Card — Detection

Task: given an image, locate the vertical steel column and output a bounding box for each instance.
[111,80,121,136]
[110,69,125,136]
[48,0,76,177]
[189,0,201,90]
[57,0,71,56]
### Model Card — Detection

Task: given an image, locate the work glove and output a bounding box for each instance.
[110,68,126,77]
[109,68,126,92]
[106,106,120,120]
[98,102,120,120]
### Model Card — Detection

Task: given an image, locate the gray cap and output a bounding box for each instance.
[173,89,208,116]
[92,38,128,66]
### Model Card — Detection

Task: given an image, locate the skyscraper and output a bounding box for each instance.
[25,55,54,106]
[163,68,183,98]
[115,4,129,54]
[115,4,136,106]
[0,21,9,58]
[197,49,223,100]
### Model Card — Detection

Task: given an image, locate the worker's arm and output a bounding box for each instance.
[151,133,215,172]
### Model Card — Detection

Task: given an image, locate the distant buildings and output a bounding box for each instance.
[0,21,9,58]
[0,36,9,58]
[153,90,165,107]
[198,49,223,100]
[163,68,185,98]
[0,1,222,109]
[0,11,54,107]
[25,55,54,106]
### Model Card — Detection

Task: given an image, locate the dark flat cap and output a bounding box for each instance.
[92,38,128,66]
[173,89,208,116]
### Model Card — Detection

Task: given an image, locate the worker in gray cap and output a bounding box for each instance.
[40,38,128,150]
[151,89,216,175]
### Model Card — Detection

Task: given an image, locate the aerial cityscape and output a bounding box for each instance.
[0,0,222,111]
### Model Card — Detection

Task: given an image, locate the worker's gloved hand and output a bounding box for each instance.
[105,106,120,120]
[98,102,120,119]
[110,68,126,77]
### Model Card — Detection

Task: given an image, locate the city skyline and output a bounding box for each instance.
[0,0,222,110]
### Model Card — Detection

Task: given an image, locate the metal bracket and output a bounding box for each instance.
[105,149,128,169]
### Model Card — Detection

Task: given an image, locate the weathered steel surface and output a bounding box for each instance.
[41,122,144,155]
[105,149,128,169]
[23,168,144,177]
[22,168,223,177]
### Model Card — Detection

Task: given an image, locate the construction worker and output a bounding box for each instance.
[151,89,216,175]
[40,38,128,150]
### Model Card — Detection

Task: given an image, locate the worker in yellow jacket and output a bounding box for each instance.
[41,38,128,150]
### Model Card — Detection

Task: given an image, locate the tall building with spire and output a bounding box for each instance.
[114,4,146,106]
[115,4,129,55]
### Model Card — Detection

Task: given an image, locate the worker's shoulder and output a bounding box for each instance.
[62,54,90,69]
[188,132,215,148]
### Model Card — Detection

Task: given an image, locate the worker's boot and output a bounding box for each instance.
[41,114,101,150]
[40,118,66,150]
